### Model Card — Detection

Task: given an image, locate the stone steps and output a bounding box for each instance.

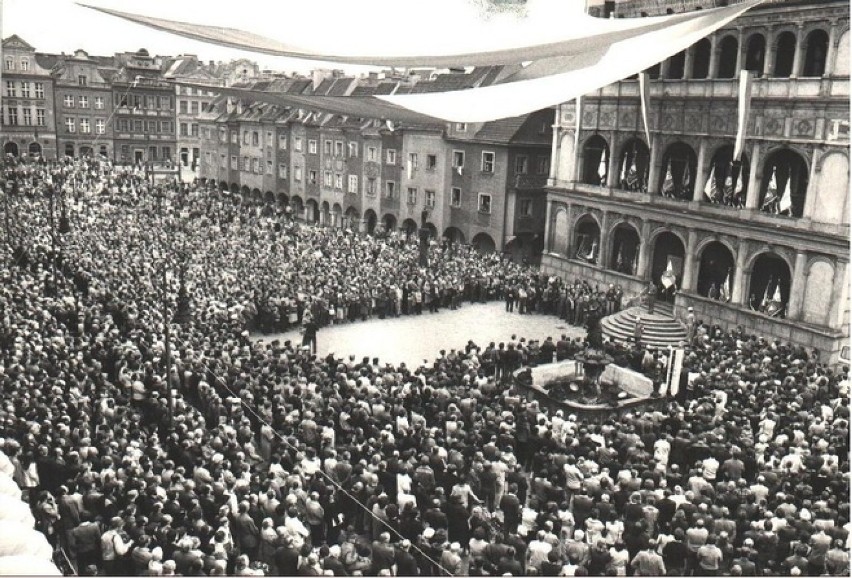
[601,305,687,348]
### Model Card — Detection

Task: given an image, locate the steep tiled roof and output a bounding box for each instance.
[509,108,555,144]
[351,84,379,96]
[374,82,398,95]
[474,116,528,144]
[288,79,312,94]
[327,78,355,96]
[34,53,60,71]
[314,78,335,95]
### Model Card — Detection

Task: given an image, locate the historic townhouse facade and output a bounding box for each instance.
[52,49,116,159]
[111,49,176,164]
[198,77,553,260]
[1,36,58,159]
[542,0,850,360]
[164,55,219,170]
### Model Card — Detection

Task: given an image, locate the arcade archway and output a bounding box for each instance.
[364,209,378,234]
[651,231,685,302]
[443,226,466,245]
[472,232,497,254]
[582,135,609,186]
[760,148,809,217]
[749,253,791,317]
[609,223,640,275]
[573,215,601,264]
[697,241,735,300]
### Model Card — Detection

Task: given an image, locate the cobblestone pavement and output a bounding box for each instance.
[257,302,587,367]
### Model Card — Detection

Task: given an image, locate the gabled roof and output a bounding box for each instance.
[327,77,356,96]
[314,78,335,96]
[473,108,554,145]
[2,35,35,51]
[287,79,312,94]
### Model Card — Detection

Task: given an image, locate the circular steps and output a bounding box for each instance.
[601,305,688,348]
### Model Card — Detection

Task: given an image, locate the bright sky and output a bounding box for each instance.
[3,0,597,74]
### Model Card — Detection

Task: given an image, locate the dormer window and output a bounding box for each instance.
[20,59,29,71]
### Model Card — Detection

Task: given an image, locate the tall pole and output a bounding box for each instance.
[163,261,174,430]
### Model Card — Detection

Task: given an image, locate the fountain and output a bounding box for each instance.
[513,351,666,422]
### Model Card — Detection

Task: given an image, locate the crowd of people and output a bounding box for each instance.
[0,156,848,577]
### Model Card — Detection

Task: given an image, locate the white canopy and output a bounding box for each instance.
[151,0,756,123]
[0,495,35,528]
[0,452,14,478]
[79,1,751,67]
[0,475,21,500]
[0,521,53,560]
[0,556,62,576]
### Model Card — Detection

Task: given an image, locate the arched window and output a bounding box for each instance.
[64,143,74,157]
[28,142,42,157]
[802,29,829,77]
[773,31,797,78]
[617,138,650,192]
[610,224,641,275]
[651,231,685,302]
[697,242,735,300]
[717,35,739,79]
[573,216,601,264]
[667,50,687,79]
[749,253,791,318]
[691,39,711,79]
[659,142,697,200]
[703,145,750,207]
[745,34,766,76]
[759,148,809,218]
[582,135,609,186]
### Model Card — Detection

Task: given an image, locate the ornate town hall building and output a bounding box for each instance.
[542,0,849,361]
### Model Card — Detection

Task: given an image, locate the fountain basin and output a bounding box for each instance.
[514,360,665,422]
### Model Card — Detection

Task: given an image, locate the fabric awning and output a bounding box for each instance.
[79,1,752,68]
[86,0,758,122]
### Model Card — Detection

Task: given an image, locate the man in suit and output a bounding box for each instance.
[233,501,260,559]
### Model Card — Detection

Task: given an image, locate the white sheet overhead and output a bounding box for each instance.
[377,1,756,122]
[0,521,53,560]
[79,0,747,67]
[0,556,63,576]
[0,495,36,527]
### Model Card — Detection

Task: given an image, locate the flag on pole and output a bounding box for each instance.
[703,165,717,203]
[682,161,691,196]
[721,269,731,302]
[762,277,773,309]
[598,151,608,185]
[615,244,624,269]
[632,250,639,274]
[639,72,652,148]
[762,167,779,213]
[626,154,639,190]
[734,167,744,195]
[587,240,598,262]
[779,178,792,214]
[662,160,675,197]
[620,153,628,184]
[734,70,754,162]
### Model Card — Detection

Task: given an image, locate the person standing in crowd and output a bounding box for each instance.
[0,158,847,578]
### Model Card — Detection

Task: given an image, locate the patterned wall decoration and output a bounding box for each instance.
[763,116,784,137]
[794,118,815,138]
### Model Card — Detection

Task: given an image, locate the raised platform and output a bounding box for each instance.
[601,305,687,348]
